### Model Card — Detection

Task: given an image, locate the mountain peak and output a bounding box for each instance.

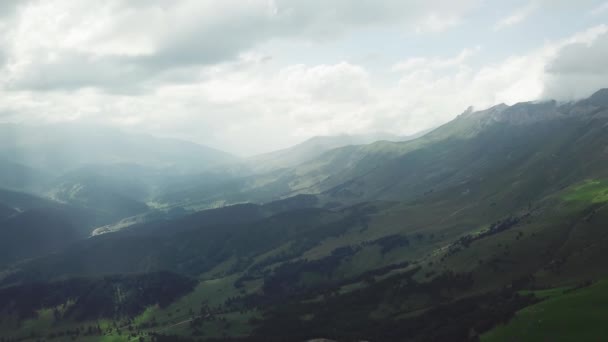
[460,102,508,119]
[587,88,608,107]
[462,106,475,115]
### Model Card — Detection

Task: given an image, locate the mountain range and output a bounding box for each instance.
[1,89,608,341]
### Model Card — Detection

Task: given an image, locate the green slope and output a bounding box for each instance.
[483,280,608,341]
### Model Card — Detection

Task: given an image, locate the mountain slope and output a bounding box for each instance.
[0,208,82,267]
[0,187,112,236]
[483,280,608,341]
[155,132,420,209]
[46,164,155,223]
[0,161,52,193]
[246,132,419,173]
[293,97,608,205]
[0,203,16,219]
[3,89,608,341]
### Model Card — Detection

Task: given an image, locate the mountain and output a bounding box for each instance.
[0,208,82,267]
[0,187,53,210]
[246,132,421,173]
[2,89,608,341]
[0,188,100,266]
[0,160,53,193]
[46,164,157,223]
[0,186,129,233]
[160,92,608,211]
[154,132,422,210]
[584,87,608,107]
[92,193,319,236]
[0,123,236,174]
[0,123,238,230]
[0,203,16,219]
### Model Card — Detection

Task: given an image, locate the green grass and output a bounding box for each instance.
[563,179,608,204]
[0,275,261,342]
[19,308,55,334]
[483,280,608,341]
[518,286,571,300]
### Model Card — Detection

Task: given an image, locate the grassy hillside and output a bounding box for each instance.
[4,177,608,340]
[483,280,608,341]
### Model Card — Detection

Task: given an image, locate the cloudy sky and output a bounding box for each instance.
[0,0,607,155]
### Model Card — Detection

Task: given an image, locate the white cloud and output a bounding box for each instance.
[392,47,480,72]
[0,0,481,91]
[0,1,606,155]
[493,2,539,31]
[542,25,608,100]
[3,24,607,155]
[386,48,547,132]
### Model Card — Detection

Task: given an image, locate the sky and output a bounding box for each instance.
[0,0,607,156]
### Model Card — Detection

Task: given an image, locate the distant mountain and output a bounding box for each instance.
[0,187,60,211]
[155,131,427,209]
[0,160,53,193]
[0,123,237,227]
[0,123,236,174]
[246,132,421,173]
[46,164,159,224]
[0,187,126,235]
[585,88,608,107]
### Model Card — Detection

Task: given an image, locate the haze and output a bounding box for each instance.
[0,0,607,155]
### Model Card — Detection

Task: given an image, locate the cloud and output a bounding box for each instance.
[0,1,605,155]
[493,2,539,31]
[0,0,26,19]
[386,47,548,133]
[392,47,480,72]
[0,0,480,92]
[1,46,543,155]
[3,24,607,155]
[543,26,608,100]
